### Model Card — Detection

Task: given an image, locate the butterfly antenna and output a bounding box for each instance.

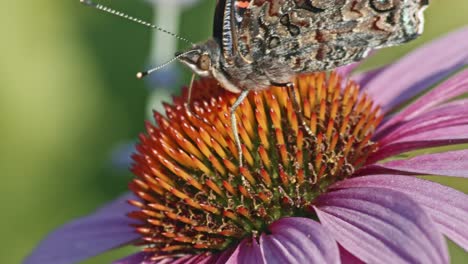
[136,50,198,79]
[80,0,194,45]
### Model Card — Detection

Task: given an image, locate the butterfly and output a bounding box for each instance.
[177,0,429,166]
[80,0,429,167]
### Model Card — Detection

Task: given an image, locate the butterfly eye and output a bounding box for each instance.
[370,0,396,12]
[198,54,211,71]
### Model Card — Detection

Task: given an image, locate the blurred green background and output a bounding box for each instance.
[0,0,466,263]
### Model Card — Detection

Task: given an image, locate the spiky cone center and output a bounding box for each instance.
[129,72,382,258]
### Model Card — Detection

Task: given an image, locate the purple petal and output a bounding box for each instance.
[359,150,468,178]
[377,99,468,145]
[225,239,263,264]
[336,62,360,78]
[25,193,140,264]
[138,253,214,264]
[211,247,236,264]
[315,187,449,264]
[113,252,156,264]
[339,245,365,264]
[369,125,468,163]
[140,254,215,264]
[330,175,468,251]
[166,248,235,264]
[364,27,468,112]
[352,65,390,88]
[172,255,200,264]
[259,217,340,264]
[375,70,468,139]
[110,141,137,171]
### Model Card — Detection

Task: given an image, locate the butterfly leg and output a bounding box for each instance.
[231,90,250,168]
[272,82,314,138]
[186,73,196,107]
[184,74,206,123]
[287,82,315,137]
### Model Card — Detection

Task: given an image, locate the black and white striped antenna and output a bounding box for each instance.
[80,0,194,45]
[80,0,195,78]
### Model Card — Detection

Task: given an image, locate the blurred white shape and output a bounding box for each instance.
[147,0,201,64]
[110,0,203,172]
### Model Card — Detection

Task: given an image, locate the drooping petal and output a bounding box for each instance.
[359,150,468,178]
[339,245,365,264]
[170,255,204,264]
[225,239,264,264]
[336,62,360,78]
[258,217,340,264]
[136,253,215,264]
[352,65,390,88]
[24,193,140,264]
[118,240,237,264]
[397,69,468,119]
[110,141,137,170]
[377,99,468,145]
[330,175,468,251]
[364,27,468,112]
[315,187,449,264]
[170,255,199,264]
[113,252,156,264]
[368,125,468,163]
[375,70,468,138]
[210,247,237,264]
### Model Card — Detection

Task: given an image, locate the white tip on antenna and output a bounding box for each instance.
[79,0,194,45]
[136,50,198,79]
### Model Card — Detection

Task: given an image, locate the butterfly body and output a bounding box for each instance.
[80,0,429,167]
[179,0,429,93]
[79,0,428,167]
[178,0,429,166]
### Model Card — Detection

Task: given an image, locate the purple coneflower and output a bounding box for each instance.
[26,27,468,264]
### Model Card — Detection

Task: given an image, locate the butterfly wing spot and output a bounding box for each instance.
[294,0,326,13]
[369,0,396,13]
[278,14,301,36]
[268,36,281,49]
[288,25,301,36]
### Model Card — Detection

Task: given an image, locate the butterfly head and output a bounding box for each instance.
[176,39,221,78]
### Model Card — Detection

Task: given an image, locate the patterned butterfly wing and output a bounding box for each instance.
[213,0,225,42]
[213,0,254,64]
[220,0,428,72]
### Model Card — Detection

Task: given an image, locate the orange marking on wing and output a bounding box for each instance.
[236,0,250,8]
